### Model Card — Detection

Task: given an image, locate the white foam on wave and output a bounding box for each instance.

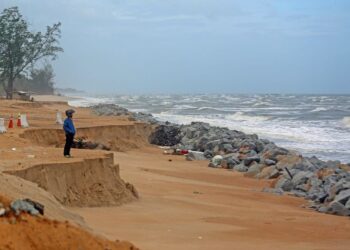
[252,101,272,107]
[68,96,113,107]
[173,104,197,110]
[342,117,350,128]
[154,112,350,162]
[226,112,271,122]
[310,107,328,112]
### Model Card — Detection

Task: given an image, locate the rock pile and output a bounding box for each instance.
[91,104,350,217]
[151,121,350,216]
[92,104,159,124]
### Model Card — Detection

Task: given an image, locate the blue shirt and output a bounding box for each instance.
[63,118,76,135]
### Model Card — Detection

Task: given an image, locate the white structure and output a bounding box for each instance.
[20,114,29,128]
[0,118,6,133]
[56,111,63,125]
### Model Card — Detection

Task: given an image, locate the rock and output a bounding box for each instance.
[244,163,263,178]
[221,157,239,169]
[345,199,350,209]
[258,166,280,179]
[318,206,328,213]
[276,155,302,169]
[263,146,289,160]
[275,177,293,191]
[149,125,181,146]
[334,189,350,205]
[327,201,350,216]
[210,155,223,167]
[292,171,314,186]
[221,143,234,153]
[233,163,248,172]
[186,151,206,161]
[10,199,39,216]
[203,150,213,159]
[255,140,265,153]
[290,189,306,197]
[243,156,260,166]
[262,187,284,195]
[264,159,276,166]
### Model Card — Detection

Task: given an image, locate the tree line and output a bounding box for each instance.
[0,6,63,99]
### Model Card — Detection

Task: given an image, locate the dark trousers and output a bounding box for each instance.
[64,133,74,156]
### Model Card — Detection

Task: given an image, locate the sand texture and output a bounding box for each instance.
[0,97,349,250]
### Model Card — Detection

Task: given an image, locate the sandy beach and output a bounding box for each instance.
[0,98,349,250]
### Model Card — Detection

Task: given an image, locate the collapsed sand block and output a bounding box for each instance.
[5,153,138,207]
[21,123,153,151]
[0,118,6,133]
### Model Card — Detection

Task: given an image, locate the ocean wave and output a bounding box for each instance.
[310,107,328,112]
[68,96,113,107]
[172,104,197,110]
[342,117,350,128]
[226,112,271,122]
[252,101,272,107]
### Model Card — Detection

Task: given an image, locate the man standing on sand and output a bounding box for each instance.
[63,109,76,158]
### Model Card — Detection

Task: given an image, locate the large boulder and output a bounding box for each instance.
[149,125,181,146]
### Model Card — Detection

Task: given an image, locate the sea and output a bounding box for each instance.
[69,94,350,164]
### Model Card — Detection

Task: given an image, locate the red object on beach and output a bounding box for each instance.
[180,150,189,155]
[16,114,21,127]
[8,115,13,129]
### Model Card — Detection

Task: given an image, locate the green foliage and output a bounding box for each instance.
[14,62,56,94]
[0,6,63,99]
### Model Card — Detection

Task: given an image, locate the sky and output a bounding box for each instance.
[0,0,349,94]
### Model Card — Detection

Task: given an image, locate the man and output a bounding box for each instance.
[63,109,76,158]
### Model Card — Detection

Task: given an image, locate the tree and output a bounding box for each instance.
[0,6,63,99]
[14,62,56,94]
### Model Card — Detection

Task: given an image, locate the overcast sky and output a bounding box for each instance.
[1,0,349,94]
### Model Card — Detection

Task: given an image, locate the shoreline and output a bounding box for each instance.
[92,103,350,216]
[73,94,350,164]
[0,97,349,249]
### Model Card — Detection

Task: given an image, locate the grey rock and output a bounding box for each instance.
[255,140,265,153]
[150,125,181,146]
[10,199,39,216]
[327,201,350,216]
[292,171,314,186]
[221,143,234,153]
[244,163,263,178]
[275,177,293,191]
[262,187,284,195]
[234,163,248,172]
[203,150,213,159]
[290,189,306,197]
[264,159,276,166]
[309,177,323,188]
[318,206,328,213]
[186,151,206,161]
[345,199,350,209]
[334,189,350,204]
[243,156,260,166]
